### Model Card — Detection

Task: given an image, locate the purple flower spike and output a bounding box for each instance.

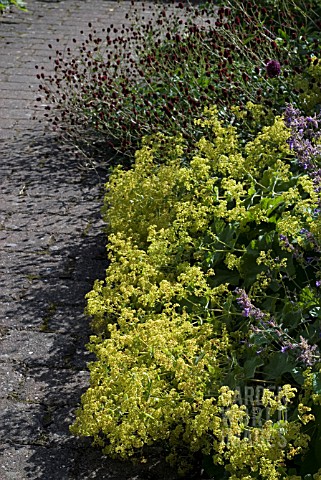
[235,288,266,321]
[284,105,321,205]
[266,60,281,78]
[297,336,319,366]
[281,345,290,353]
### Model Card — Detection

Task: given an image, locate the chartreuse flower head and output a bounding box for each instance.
[73,104,321,477]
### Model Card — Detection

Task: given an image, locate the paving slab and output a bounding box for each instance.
[0,1,186,479]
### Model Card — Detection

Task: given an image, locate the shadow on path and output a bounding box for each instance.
[0,133,181,479]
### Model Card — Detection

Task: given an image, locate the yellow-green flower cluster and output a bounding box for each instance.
[294,57,321,113]
[71,313,231,457]
[72,105,320,477]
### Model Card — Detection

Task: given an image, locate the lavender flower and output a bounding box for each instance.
[307,116,319,129]
[266,60,281,78]
[279,234,293,250]
[280,343,293,353]
[235,288,266,321]
[296,336,320,366]
[284,105,321,232]
[279,234,301,259]
[302,230,321,252]
[284,104,321,173]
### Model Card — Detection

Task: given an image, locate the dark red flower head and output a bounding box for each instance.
[266,60,281,78]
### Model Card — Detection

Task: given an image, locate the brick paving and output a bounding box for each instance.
[0,1,182,478]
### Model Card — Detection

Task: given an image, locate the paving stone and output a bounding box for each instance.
[21,367,90,405]
[0,399,46,444]
[0,442,167,480]
[1,108,32,119]
[0,331,77,367]
[48,313,92,335]
[0,444,63,480]
[0,1,187,479]
[0,299,55,330]
[1,81,37,91]
[0,364,25,398]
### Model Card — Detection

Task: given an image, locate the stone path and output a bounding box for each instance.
[0,1,181,478]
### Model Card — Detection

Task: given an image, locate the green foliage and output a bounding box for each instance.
[0,0,26,13]
[71,106,321,478]
[294,57,321,114]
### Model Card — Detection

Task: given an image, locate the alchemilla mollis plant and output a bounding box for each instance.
[70,104,321,478]
[32,0,321,477]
